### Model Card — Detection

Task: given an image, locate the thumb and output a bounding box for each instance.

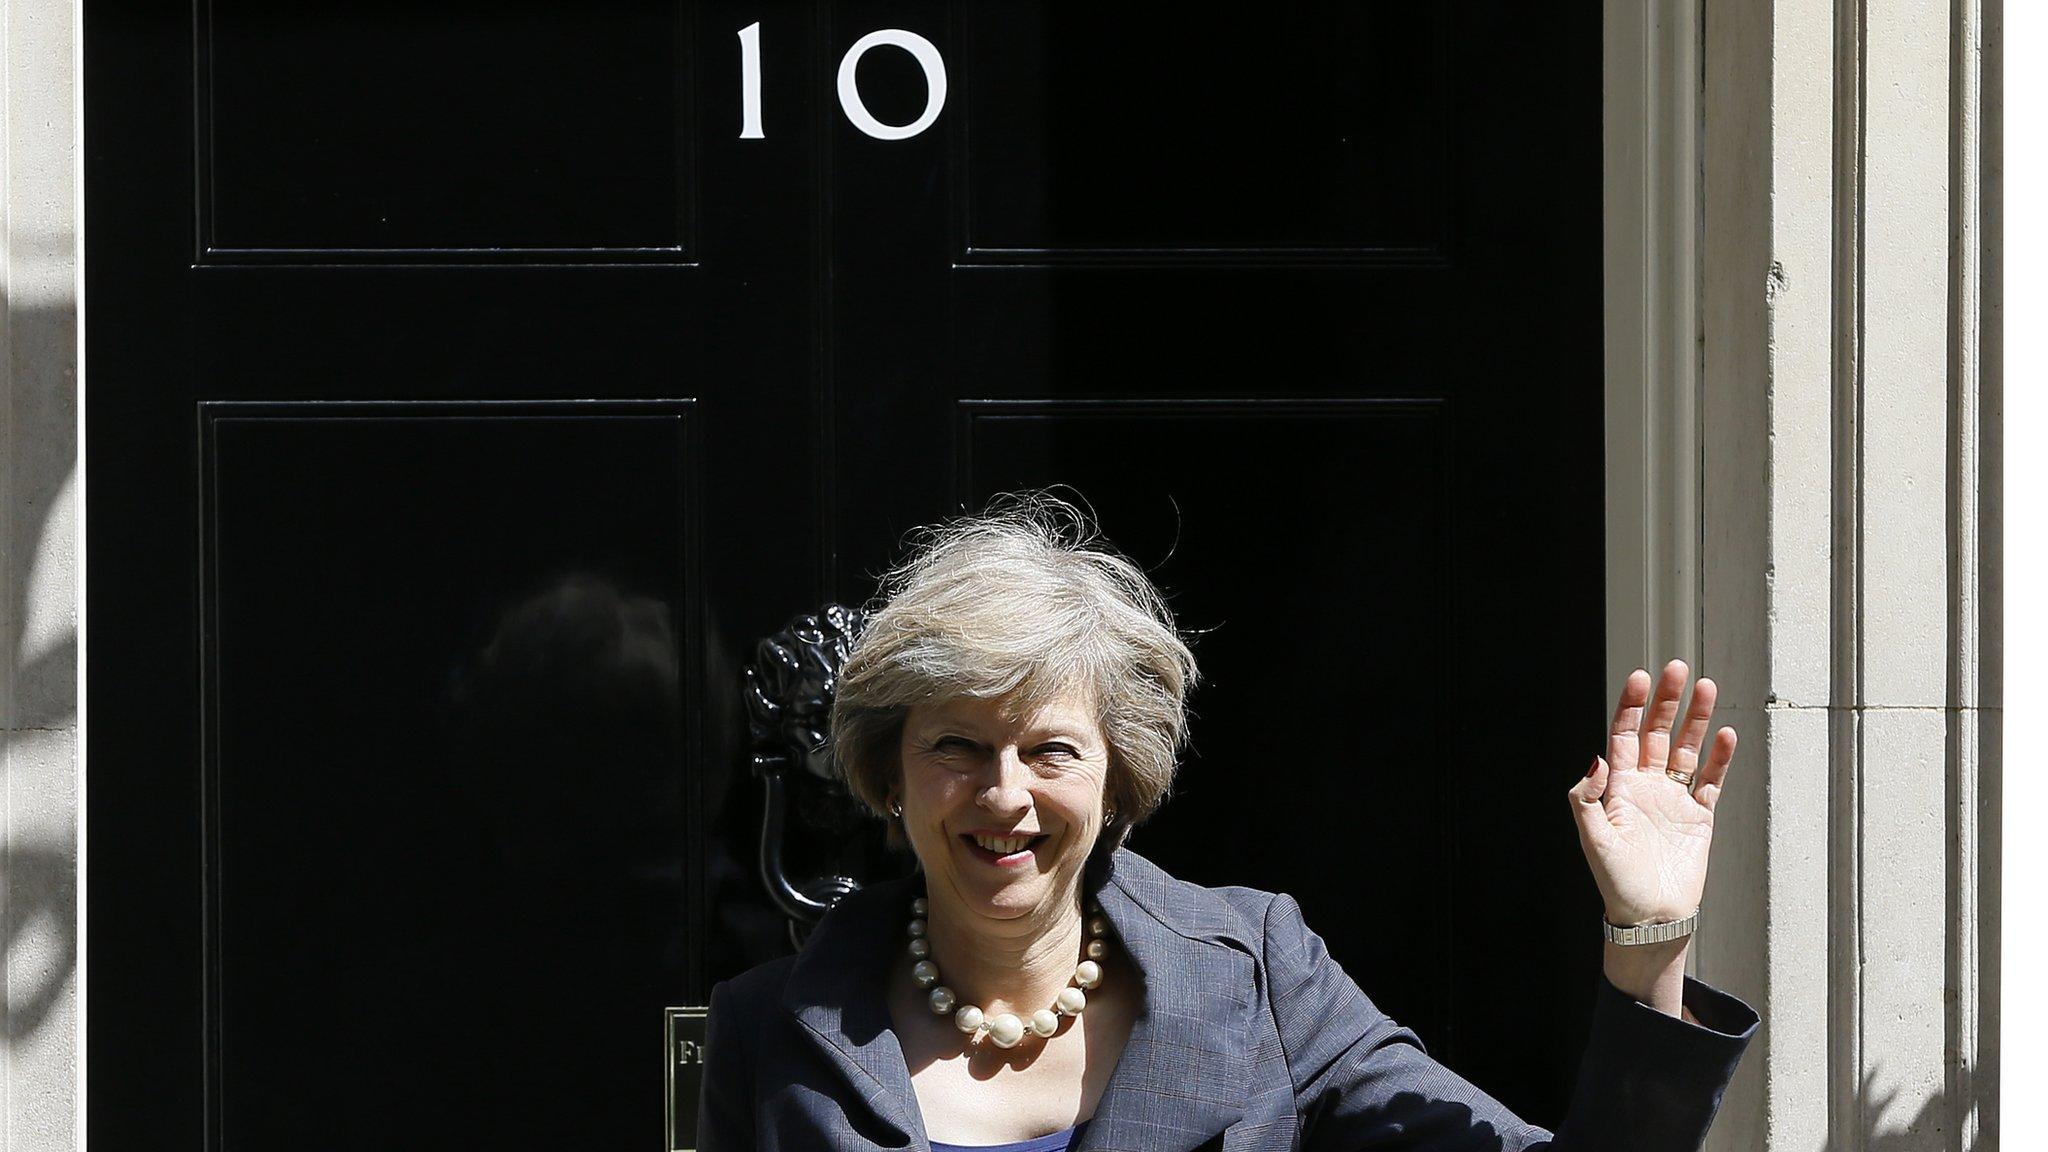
[1569,756,1612,845]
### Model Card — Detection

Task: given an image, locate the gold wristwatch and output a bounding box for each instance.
[1602,907,1699,945]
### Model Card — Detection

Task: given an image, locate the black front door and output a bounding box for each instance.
[87,2,1604,1145]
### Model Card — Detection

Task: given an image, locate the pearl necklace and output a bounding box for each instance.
[906,895,1111,1049]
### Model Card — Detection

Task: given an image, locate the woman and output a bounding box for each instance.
[700,496,1756,1151]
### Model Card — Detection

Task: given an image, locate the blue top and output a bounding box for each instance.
[930,1122,1087,1152]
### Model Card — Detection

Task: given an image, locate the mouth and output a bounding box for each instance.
[959,831,1050,867]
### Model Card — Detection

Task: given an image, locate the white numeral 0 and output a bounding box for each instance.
[738,23,948,142]
[836,29,947,140]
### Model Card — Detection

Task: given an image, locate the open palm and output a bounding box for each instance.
[1568,660,1738,926]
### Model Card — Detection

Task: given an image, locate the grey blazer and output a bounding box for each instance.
[699,848,1757,1151]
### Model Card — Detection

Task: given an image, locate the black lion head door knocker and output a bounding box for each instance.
[741,604,902,947]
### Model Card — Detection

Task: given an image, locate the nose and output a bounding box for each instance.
[976,746,1032,817]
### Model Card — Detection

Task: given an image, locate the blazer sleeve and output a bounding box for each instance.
[696,980,756,1152]
[1262,892,1758,1151]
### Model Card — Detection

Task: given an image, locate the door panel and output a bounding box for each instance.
[959,399,1454,1029]
[204,404,699,1145]
[952,4,1449,261]
[201,0,695,258]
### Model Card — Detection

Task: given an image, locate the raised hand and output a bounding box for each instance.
[1567,659,1738,928]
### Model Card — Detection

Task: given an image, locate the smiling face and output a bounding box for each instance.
[895,686,1111,928]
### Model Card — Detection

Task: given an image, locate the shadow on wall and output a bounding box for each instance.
[3,290,78,1045]
[2,845,73,1041]
[1848,1066,1982,1152]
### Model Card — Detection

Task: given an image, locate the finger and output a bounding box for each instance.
[1637,659,1689,773]
[1606,668,1652,773]
[1569,756,1614,850]
[1693,727,1738,813]
[1671,676,1719,780]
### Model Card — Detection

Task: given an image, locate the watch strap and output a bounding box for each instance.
[1602,907,1699,945]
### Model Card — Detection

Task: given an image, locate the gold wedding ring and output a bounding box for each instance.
[1666,768,1696,788]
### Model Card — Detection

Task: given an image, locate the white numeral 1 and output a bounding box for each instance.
[738,22,764,139]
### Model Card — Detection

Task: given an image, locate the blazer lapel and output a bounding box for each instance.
[1075,850,1254,1152]
[781,875,930,1150]
[774,851,1253,1152]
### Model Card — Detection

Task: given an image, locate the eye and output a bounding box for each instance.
[1034,742,1080,760]
[930,735,978,754]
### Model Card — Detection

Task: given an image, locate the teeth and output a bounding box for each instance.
[973,834,1035,855]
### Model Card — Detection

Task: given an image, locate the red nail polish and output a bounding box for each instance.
[1585,757,1599,778]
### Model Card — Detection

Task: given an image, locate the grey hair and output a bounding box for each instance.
[831,493,1198,854]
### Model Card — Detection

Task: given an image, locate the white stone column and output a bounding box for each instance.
[0,0,77,1146]
[1609,1,2002,1149]
[1604,0,1702,679]
[1696,2,1837,1146]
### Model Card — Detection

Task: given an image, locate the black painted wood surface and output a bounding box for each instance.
[86,2,1605,1146]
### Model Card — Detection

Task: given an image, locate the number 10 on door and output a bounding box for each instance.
[738,22,949,141]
